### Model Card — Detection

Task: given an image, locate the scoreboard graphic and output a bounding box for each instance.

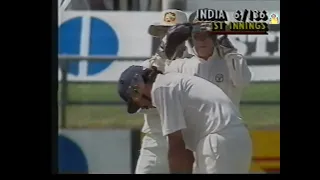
[193,9,279,35]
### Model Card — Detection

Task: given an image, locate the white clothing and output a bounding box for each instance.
[151,73,252,173]
[139,52,193,134]
[135,133,168,174]
[135,52,192,174]
[136,49,251,174]
[151,73,244,150]
[139,55,175,134]
[166,51,251,108]
[195,126,252,173]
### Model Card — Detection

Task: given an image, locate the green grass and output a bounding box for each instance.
[59,83,280,129]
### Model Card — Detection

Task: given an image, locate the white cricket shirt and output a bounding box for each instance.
[139,56,173,134]
[151,73,243,151]
[139,53,193,134]
[166,50,251,109]
[139,50,251,134]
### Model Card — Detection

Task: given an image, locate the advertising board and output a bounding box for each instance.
[58,129,280,173]
[250,130,280,173]
[58,129,132,174]
[58,11,280,82]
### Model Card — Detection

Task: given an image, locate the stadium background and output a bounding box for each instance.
[58,0,280,174]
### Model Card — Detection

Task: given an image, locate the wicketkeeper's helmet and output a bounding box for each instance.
[188,10,238,58]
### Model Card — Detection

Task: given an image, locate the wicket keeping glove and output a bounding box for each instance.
[164,23,193,60]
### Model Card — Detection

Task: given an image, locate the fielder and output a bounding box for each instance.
[118,65,252,173]
[135,9,193,174]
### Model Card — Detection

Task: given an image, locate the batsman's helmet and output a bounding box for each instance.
[118,66,146,114]
[117,66,162,114]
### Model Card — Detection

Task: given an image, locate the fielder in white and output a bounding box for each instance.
[134,10,252,174]
[118,65,252,173]
[135,9,193,174]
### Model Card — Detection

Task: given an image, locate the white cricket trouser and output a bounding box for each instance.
[135,133,169,174]
[194,125,252,174]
